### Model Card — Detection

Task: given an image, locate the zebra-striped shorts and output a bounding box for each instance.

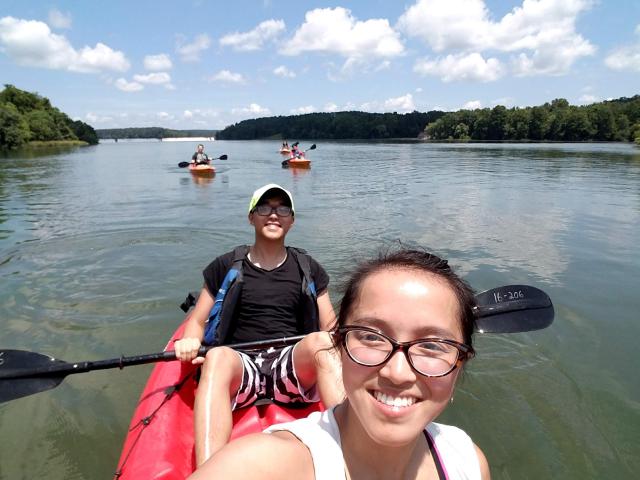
[232,344,319,410]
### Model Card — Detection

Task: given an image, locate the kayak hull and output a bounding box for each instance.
[188,164,215,176]
[287,159,311,168]
[115,323,322,479]
[279,148,291,155]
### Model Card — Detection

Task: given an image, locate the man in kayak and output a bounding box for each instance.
[174,183,343,466]
[191,144,210,165]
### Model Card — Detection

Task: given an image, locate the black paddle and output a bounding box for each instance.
[178,154,227,168]
[0,284,553,403]
[282,144,316,168]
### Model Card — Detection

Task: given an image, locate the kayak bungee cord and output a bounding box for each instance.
[113,370,196,479]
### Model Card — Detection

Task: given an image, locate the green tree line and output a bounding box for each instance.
[216,111,445,140]
[96,127,218,139]
[0,85,98,149]
[425,97,640,143]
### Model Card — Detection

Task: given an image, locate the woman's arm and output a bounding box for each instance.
[475,444,491,480]
[188,432,314,480]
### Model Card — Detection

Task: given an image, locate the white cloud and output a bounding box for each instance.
[273,65,296,78]
[0,16,130,73]
[231,103,271,116]
[220,19,285,51]
[604,26,640,72]
[157,112,173,120]
[578,94,598,104]
[399,0,595,79]
[280,7,404,68]
[290,105,315,114]
[48,9,71,29]
[176,33,211,62]
[360,93,416,113]
[209,69,246,84]
[324,102,339,112]
[384,94,416,112]
[415,53,504,82]
[85,112,112,124]
[463,100,483,110]
[183,110,193,119]
[415,87,423,93]
[133,72,171,84]
[144,53,172,71]
[115,78,144,92]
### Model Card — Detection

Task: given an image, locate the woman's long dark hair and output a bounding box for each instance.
[334,249,477,348]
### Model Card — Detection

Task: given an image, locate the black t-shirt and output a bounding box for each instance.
[202,248,329,343]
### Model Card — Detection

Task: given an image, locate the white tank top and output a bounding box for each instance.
[265,408,481,480]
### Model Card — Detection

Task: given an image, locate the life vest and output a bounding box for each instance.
[187,245,319,346]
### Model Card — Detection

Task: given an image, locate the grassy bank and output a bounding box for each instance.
[27,140,89,147]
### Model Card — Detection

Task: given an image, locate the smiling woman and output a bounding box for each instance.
[190,248,491,480]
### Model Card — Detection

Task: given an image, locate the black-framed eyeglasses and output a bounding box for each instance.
[335,325,474,377]
[252,205,292,217]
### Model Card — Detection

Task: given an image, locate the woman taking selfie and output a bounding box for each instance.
[190,249,490,479]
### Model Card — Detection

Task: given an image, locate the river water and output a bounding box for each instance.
[0,140,638,479]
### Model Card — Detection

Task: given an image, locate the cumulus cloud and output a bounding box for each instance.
[85,112,112,124]
[463,100,483,109]
[176,33,211,61]
[280,7,404,69]
[133,72,169,84]
[324,102,339,112]
[209,69,246,84]
[360,93,416,113]
[273,65,296,78]
[0,16,130,73]
[231,103,271,116]
[605,26,640,72]
[144,53,172,71]
[132,72,175,89]
[115,78,143,92]
[220,19,285,51]
[578,94,598,104]
[183,110,193,119]
[290,105,316,114]
[399,0,595,79]
[48,9,72,29]
[414,52,504,82]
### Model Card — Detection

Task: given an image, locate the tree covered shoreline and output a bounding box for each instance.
[215,97,640,145]
[0,85,98,149]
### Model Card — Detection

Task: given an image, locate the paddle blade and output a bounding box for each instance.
[308,144,316,150]
[178,162,190,168]
[218,155,228,160]
[0,350,68,403]
[474,285,554,334]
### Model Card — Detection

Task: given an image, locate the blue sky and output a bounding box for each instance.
[1,0,639,130]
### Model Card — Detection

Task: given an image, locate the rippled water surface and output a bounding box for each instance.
[1,140,639,478]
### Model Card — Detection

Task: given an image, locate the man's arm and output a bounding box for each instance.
[316,290,336,331]
[174,286,215,364]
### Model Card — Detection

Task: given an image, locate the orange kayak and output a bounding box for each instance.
[189,164,215,176]
[287,159,311,168]
[115,323,322,479]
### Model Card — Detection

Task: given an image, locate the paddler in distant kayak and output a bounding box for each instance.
[191,143,210,165]
[174,183,344,466]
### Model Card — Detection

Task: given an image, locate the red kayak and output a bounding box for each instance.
[189,164,215,176]
[115,323,322,479]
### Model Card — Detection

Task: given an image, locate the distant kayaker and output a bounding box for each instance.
[191,144,210,165]
[174,183,344,466]
[190,248,491,480]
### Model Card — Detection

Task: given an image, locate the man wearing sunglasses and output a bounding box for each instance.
[174,183,342,466]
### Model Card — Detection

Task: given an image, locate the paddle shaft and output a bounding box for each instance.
[0,335,305,381]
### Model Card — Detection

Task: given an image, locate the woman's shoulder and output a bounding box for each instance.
[189,431,314,480]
